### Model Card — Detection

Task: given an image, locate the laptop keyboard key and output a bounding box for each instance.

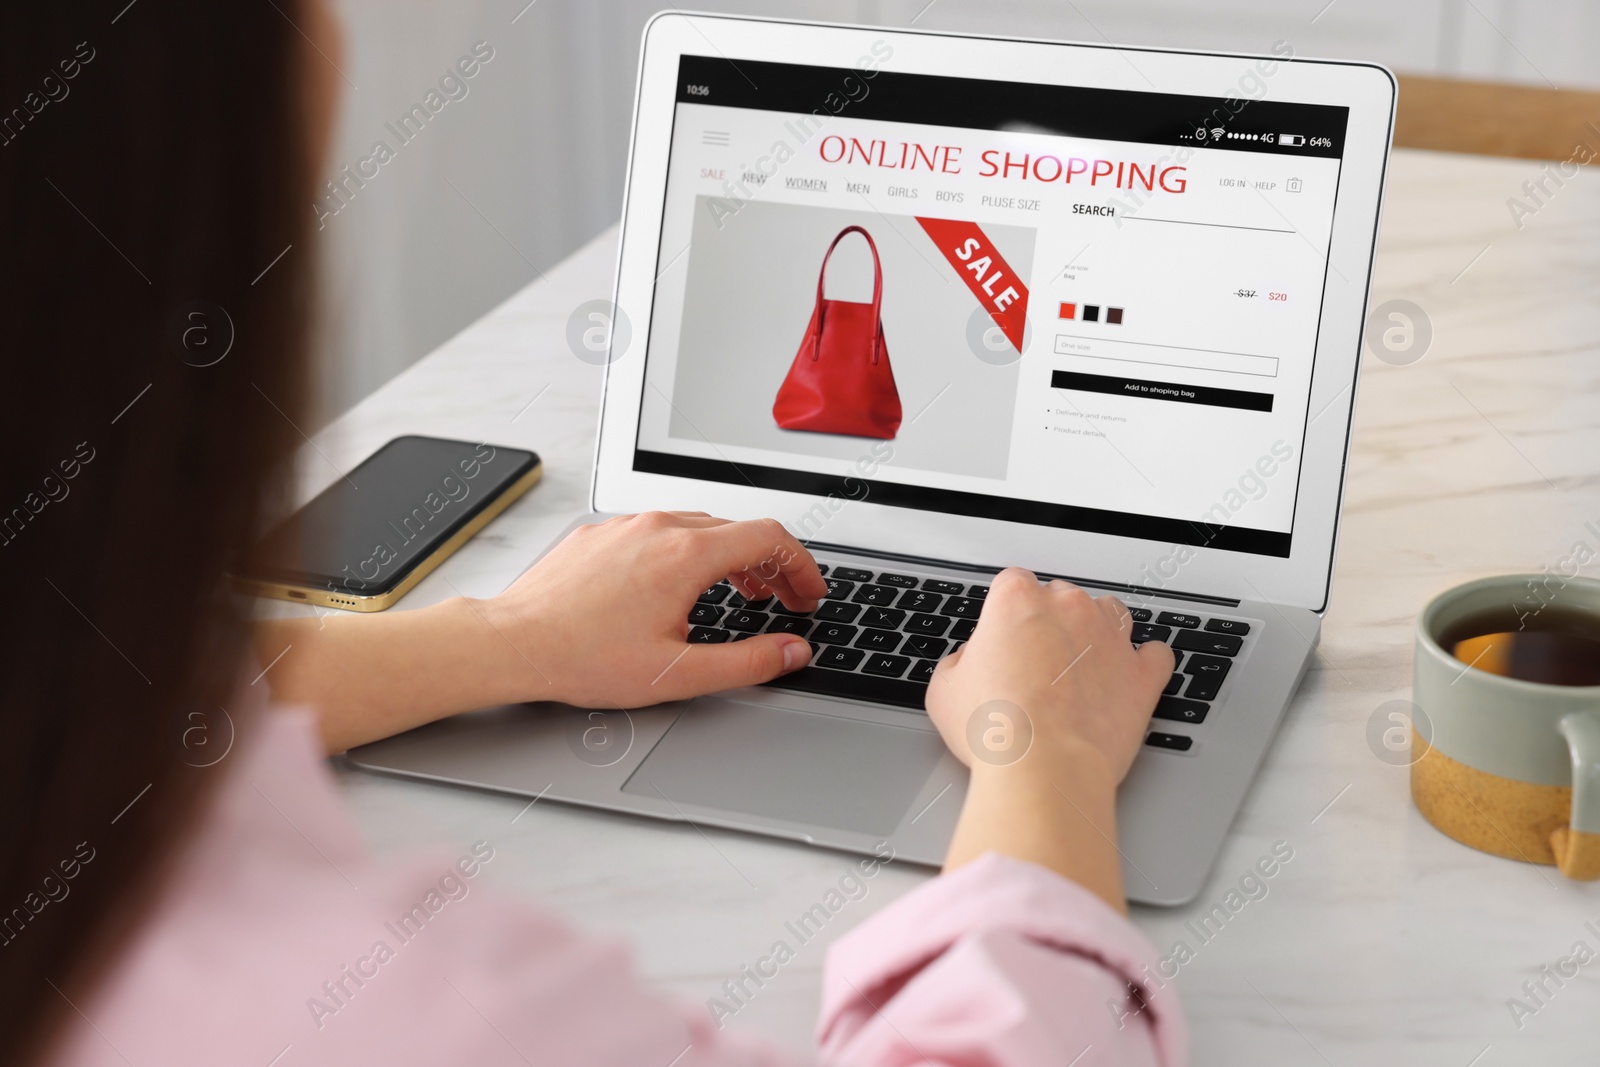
[772,600,812,617]
[908,659,938,684]
[862,653,912,678]
[1129,607,1152,622]
[688,626,730,644]
[766,616,812,637]
[860,607,906,629]
[901,635,948,659]
[728,593,773,610]
[877,573,918,588]
[824,579,855,600]
[905,613,950,637]
[815,646,865,671]
[1145,731,1194,752]
[1205,618,1251,636]
[832,567,874,582]
[814,601,861,623]
[724,610,768,633]
[1153,696,1209,724]
[1173,631,1242,657]
[854,628,902,652]
[697,584,732,605]
[1185,673,1225,701]
[897,590,942,613]
[766,664,927,708]
[851,584,900,607]
[1183,653,1231,678]
[688,604,723,626]
[922,579,965,595]
[812,623,858,645]
[1157,611,1202,629]
[940,596,982,618]
[950,618,977,641]
[965,584,989,599]
[1163,673,1183,695]
[1131,623,1172,644]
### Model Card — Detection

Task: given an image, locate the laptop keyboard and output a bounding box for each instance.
[688,561,1254,753]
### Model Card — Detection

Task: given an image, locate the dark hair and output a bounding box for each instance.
[0,2,311,1061]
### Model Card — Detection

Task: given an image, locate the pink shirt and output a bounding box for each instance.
[48,708,1186,1066]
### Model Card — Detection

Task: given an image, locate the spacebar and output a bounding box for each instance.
[762,667,928,711]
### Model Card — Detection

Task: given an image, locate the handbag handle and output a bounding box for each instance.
[811,225,883,363]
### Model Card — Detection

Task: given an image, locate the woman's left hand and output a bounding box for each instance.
[476,511,826,707]
[257,512,825,753]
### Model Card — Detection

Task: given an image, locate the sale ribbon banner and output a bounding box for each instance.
[914,217,1030,352]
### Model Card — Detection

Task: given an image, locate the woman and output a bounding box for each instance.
[1,3,1184,1065]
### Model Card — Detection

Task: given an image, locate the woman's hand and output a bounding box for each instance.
[477,512,827,707]
[256,512,825,754]
[924,568,1173,912]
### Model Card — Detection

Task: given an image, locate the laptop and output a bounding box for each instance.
[348,13,1394,906]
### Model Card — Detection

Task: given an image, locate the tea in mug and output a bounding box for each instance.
[1441,605,1600,687]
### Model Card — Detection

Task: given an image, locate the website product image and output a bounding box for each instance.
[772,225,902,439]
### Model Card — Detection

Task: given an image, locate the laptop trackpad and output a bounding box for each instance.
[621,698,945,837]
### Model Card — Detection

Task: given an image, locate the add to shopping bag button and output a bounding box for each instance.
[1050,370,1274,412]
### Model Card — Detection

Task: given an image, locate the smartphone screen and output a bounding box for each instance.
[247,436,540,595]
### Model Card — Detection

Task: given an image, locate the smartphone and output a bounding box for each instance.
[235,435,542,612]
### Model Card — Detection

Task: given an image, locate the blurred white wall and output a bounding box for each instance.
[311,0,1600,422]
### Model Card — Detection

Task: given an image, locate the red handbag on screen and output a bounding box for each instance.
[772,226,901,439]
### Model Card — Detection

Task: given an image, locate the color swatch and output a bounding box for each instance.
[1058,301,1124,325]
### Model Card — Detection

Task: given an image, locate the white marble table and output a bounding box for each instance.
[306,148,1600,1065]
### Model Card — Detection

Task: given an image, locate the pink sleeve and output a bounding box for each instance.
[818,852,1187,1067]
[47,709,1183,1067]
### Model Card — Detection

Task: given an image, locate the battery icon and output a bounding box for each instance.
[1279,133,1306,146]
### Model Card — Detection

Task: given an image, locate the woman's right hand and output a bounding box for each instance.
[924,568,1173,912]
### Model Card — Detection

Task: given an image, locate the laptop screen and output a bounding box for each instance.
[632,53,1349,559]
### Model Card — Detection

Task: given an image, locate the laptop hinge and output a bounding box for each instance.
[802,540,1242,608]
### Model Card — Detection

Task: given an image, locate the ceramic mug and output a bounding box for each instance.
[1411,575,1600,880]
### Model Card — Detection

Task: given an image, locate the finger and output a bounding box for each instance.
[1134,638,1176,689]
[727,571,771,601]
[701,520,827,605]
[985,568,1042,614]
[1095,593,1132,635]
[729,559,813,606]
[1044,579,1099,620]
[744,565,809,609]
[730,572,799,607]
[991,567,1040,595]
[649,634,813,701]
